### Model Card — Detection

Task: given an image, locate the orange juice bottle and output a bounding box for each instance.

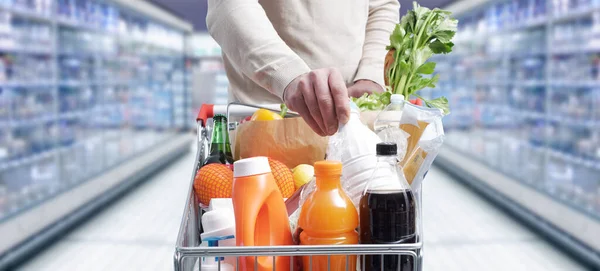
[232,157,293,271]
[298,161,359,271]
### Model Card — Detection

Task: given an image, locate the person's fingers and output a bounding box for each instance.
[328,69,350,124]
[311,71,337,135]
[296,92,326,136]
[302,76,327,134]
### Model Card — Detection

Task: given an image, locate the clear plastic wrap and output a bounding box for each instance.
[399,102,445,189]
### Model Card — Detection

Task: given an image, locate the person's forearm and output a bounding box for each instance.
[206,0,311,99]
[354,0,400,88]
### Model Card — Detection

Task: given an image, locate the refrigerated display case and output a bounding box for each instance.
[430,0,600,267]
[0,0,193,265]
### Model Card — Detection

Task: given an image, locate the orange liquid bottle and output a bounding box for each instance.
[232,157,293,271]
[298,161,359,271]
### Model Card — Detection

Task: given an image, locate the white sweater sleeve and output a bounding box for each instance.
[206,0,311,100]
[354,0,400,88]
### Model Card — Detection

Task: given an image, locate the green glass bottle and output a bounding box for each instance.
[203,114,234,168]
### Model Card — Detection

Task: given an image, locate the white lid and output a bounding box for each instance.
[233,157,271,178]
[201,210,235,237]
[390,94,405,104]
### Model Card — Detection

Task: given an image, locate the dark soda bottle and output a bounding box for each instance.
[359,143,417,271]
[203,114,234,169]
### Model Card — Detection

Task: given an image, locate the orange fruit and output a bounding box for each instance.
[251,109,283,121]
[268,158,295,198]
[194,164,233,206]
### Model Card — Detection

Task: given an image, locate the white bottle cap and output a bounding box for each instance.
[233,156,271,178]
[390,94,405,104]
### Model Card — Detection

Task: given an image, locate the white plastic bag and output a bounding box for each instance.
[299,102,382,210]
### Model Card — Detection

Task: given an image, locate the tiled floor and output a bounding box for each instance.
[18,145,587,271]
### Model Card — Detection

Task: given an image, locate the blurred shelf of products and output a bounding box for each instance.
[0,0,195,266]
[186,33,229,125]
[424,0,600,266]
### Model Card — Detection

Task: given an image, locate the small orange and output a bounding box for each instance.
[268,158,295,198]
[251,109,283,121]
[194,164,234,206]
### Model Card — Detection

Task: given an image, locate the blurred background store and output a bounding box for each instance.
[0,0,597,270]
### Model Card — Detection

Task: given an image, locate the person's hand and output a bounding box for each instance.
[347,79,384,98]
[283,68,350,136]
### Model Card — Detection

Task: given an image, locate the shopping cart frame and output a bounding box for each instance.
[174,103,424,271]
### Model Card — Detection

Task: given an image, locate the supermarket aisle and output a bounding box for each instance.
[421,168,586,271]
[17,146,196,271]
[18,144,586,271]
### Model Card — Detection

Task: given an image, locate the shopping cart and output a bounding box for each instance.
[174,103,424,271]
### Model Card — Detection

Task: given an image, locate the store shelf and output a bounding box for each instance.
[56,17,115,35]
[435,0,600,264]
[0,81,54,88]
[488,16,548,36]
[0,46,52,55]
[0,4,52,23]
[553,6,600,23]
[551,45,600,55]
[550,80,600,88]
[0,150,55,172]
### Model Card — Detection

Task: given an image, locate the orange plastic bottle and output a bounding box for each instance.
[232,157,294,271]
[298,161,359,271]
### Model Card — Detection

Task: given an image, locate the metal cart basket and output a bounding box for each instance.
[174,103,424,271]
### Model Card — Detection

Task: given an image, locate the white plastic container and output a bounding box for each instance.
[200,209,237,268]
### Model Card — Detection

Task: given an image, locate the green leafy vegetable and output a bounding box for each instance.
[363,1,457,114]
[388,2,458,114]
[351,92,392,111]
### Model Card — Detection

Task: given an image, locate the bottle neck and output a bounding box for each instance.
[210,119,232,154]
[315,174,342,190]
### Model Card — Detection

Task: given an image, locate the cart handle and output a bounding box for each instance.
[197,104,214,127]
[197,103,298,127]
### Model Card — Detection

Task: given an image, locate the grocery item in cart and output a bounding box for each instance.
[298,161,358,271]
[233,117,328,169]
[232,157,294,271]
[326,101,382,207]
[203,114,234,169]
[359,143,416,271]
[194,164,233,207]
[267,158,296,198]
[200,209,237,268]
[398,103,444,188]
[250,108,283,121]
[292,164,314,190]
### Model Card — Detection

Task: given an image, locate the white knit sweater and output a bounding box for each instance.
[206,0,400,104]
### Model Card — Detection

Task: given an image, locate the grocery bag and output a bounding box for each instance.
[233,117,328,169]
